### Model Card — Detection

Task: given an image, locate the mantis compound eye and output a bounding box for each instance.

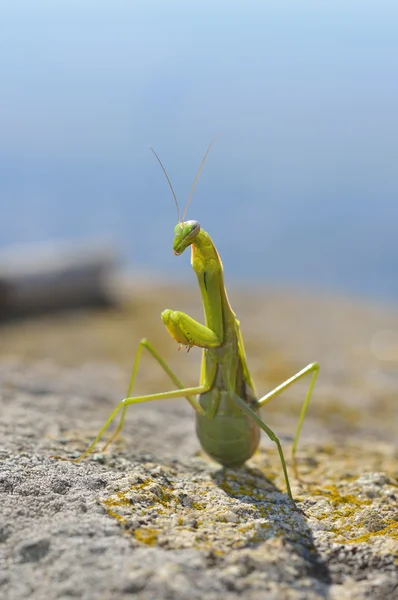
[186,220,201,240]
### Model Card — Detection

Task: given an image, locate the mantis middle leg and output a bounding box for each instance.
[111,309,221,451]
[258,362,320,477]
[56,331,219,462]
[102,338,205,453]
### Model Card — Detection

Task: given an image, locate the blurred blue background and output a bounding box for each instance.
[0,0,397,301]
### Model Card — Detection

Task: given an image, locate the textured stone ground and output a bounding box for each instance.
[0,285,397,599]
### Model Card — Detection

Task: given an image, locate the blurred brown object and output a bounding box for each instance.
[0,239,120,320]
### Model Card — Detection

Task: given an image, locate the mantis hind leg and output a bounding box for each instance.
[258,362,320,479]
[231,393,295,505]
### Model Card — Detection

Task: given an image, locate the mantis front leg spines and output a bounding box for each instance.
[56,140,320,505]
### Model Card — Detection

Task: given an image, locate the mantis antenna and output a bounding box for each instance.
[150,146,181,223]
[182,135,219,222]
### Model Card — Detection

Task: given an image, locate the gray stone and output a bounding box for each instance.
[0,288,397,599]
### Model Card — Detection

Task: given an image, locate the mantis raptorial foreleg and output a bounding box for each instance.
[162,310,221,348]
[257,362,320,478]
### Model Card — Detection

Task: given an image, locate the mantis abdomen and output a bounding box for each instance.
[196,388,261,468]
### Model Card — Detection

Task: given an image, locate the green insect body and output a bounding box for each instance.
[169,222,261,468]
[58,141,319,505]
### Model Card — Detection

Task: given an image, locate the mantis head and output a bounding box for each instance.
[173,220,201,256]
[150,136,218,255]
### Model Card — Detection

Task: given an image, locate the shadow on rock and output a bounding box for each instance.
[211,465,332,587]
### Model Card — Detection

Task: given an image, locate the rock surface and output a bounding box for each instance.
[0,286,397,599]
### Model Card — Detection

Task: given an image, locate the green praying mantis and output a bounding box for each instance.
[58,139,319,505]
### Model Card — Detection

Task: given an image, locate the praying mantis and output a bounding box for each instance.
[58,139,319,505]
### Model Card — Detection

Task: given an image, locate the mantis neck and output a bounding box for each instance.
[190,229,233,342]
